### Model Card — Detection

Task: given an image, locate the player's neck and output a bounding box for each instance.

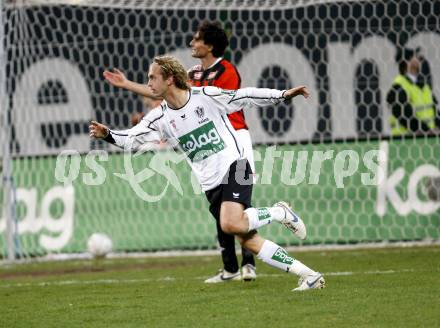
[200,55,218,70]
[165,88,190,110]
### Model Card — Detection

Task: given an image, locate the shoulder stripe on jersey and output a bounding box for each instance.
[228,94,284,104]
[220,115,243,158]
[147,113,164,131]
[111,130,156,138]
[202,87,284,104]
[201,87,223,97]
[110,113,164,136]
[110,131,129,136]
[133,131,156,137]
[147,124,157,131]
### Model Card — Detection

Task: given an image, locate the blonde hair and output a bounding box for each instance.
[153,55,190,91]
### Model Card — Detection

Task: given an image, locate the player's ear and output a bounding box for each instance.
[167,76,174,86]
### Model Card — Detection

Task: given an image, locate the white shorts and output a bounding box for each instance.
[235,129,255,180]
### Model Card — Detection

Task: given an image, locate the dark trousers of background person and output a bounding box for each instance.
[216,220,255,273]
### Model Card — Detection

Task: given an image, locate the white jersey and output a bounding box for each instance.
[235,129,256,182]
[108,86,285,191]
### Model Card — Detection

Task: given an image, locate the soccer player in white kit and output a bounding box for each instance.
[90,55,325,291]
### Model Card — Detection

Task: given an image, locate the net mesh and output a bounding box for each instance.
[1,0,439,258]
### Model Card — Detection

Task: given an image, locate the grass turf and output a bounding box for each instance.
[1,246,439,328]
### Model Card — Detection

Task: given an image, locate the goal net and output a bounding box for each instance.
[1,0,439,259]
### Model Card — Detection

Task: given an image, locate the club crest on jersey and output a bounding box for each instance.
[178,121,225,162]
[195,106,209,124]
[170,119,177,130]
[195,106,205,118]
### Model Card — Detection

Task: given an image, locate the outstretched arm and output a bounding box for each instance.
[89,112,163,151]
[203,85,310,114]
[282,85,310,100]
[103,68,162,100]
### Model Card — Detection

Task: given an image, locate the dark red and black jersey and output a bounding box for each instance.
[188,58,248,130]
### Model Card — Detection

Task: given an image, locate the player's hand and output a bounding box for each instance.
[89,121,109,139]
[283,86,310,100]
[103,68,127,88]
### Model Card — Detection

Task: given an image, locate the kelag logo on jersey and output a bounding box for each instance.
[178,121,225,162]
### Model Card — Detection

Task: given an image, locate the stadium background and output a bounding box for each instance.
[1,0,439,258]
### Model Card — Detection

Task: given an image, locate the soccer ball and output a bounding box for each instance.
[87,233,113,258]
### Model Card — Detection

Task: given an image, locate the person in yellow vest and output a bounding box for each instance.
[386,47,439,136]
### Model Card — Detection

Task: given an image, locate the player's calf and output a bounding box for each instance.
[244,202,307,240]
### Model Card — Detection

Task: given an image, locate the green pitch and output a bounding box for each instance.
[1,246,439,327]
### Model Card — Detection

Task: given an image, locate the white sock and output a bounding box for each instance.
[257,240,315,277]
[289,259,315,277]
[257,240,295,272]
[245,207,285,232]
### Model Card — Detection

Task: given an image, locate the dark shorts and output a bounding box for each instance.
[205,159,253,221]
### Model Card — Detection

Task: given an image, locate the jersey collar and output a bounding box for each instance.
[206,57,223,70]
[166,90,191,111]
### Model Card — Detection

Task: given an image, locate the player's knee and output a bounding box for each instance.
[220,218,240,235]
[220,202,246,234]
